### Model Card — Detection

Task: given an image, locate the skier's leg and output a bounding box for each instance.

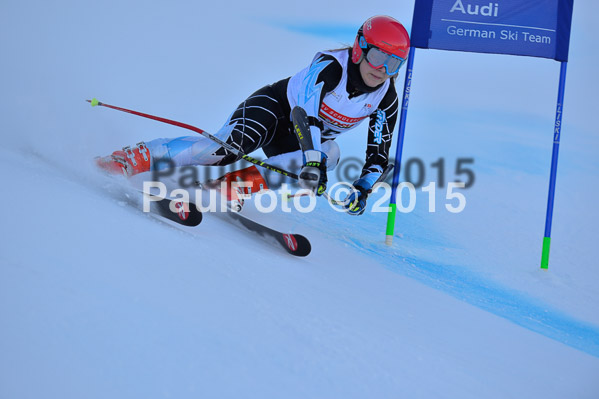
[211,88,287,166]
[96,86,286,177]
[95,125,232,177]
[144,122,236,171]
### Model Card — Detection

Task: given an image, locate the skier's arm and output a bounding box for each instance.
[345,85,398,215]
[295,54,342,151]
[361,84,399,185]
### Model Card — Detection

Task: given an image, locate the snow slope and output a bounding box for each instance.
[2,0,599,398]
[2,145,598,398]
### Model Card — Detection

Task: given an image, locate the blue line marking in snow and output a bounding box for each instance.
[269,20,414,42]
[266,23,599,357]
[276,23,355,41]
[347,236,599,358]
[263,20,357,42]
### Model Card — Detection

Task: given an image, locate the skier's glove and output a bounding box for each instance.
[299,150,328,196]
[344,178,372,216]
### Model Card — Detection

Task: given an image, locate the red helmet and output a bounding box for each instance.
[352,15,410,65]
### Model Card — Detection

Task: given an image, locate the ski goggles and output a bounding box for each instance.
[365,46,407,75]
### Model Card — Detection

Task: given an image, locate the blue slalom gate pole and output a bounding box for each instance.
[541,61,568,269]
[385,47,416,245]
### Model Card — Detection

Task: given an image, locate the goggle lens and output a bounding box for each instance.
[365,47,406,75]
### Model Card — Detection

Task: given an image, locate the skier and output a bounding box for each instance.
[96,15,410,215]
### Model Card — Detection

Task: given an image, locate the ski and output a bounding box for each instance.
[142,193,203,227]
[216,210,311,257]
[99,165,308,254]
[190,166,311,256]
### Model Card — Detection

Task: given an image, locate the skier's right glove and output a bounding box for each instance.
[344,178,371,216]
[299,150,328,196]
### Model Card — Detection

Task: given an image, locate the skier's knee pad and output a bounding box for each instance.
[322,140,340,171]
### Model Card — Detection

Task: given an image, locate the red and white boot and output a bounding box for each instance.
[206,165,269,211]
[95,142,151,177]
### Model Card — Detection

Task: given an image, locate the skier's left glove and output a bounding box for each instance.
[299,150,328,196]
[344,178,372,216]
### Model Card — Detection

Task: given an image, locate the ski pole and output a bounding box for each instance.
[87,98,299,180]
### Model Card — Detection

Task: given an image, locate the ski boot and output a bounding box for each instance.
[205,165,268,212]
[95,142,151,177]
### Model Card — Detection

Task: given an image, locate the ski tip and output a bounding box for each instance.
[87,98,100,107]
